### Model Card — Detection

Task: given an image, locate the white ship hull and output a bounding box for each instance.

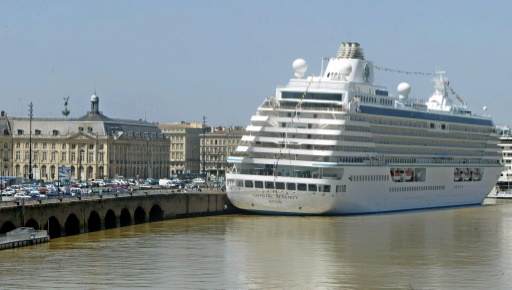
[226,166,502,215]
[226,41,503,216]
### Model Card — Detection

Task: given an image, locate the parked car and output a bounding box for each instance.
[140,184,152,189]
[46,189,59,197]
[1,189,15,196]
[88,188,101,195]
[14,192,31,199]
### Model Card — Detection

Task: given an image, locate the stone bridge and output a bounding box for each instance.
[0,191,238,238]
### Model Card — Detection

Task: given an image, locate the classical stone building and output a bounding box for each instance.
[200,127,246,179]
[158,122,206,176]
[1,94,170,183]
[0,113,13,186]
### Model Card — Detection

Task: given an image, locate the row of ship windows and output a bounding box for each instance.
[261,132,486,149]
[350,116,493,134]
[264,120,490,142]
[389,185,446,192]
[355,95,393,106]
[236,180,346,193]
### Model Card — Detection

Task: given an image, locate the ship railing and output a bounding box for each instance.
[275,104,346,112]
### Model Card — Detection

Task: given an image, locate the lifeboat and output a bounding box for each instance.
[391,169,401,181]
[454,169,461,181]
[405,169,413,181]
[472,169,481,181]
[464,169,471,181]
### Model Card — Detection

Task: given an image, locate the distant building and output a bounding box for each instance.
[200,126,246,179]
[0,94,170,182]
[158,121,212,176]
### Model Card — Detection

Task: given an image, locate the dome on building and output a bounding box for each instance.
[91,93,99,102]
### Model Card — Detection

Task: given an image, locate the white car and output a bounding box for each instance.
[140,184,152,189]
[14,192,31,199]
[1,189,15,196]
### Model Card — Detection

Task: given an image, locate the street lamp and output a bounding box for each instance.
[28,102,33,182]
[1,150,4,202]
[202,115,206,181]
[53,150,60,196]
[79,148,84,183]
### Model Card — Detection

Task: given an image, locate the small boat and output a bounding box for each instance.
[464,169,471,181]
[454,169,461,181]
[405,169,413,181]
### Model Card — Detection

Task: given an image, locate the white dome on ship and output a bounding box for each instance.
[339,63,352,77]
[397,82,411,100]
[293,58,308,78]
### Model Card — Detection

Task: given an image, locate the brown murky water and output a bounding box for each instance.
[1,199,512,289]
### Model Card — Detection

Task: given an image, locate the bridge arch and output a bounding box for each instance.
[88,211,101,232]
[25,218,40,230]
[120,208,131,227]
[149,204,164,222]
[105,209,117,229]
[44,216,62,238]
[65,214,80,236]
[0,221,16,234]
[134,206,146,224]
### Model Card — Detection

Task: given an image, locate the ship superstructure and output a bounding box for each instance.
[226,42,503,215]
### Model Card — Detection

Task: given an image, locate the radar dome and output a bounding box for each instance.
[339,63,352,80]
[397,82,411,100]
[293,58,308,78]
[483,106,487,112]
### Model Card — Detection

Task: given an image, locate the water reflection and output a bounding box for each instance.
[1,200,512,288]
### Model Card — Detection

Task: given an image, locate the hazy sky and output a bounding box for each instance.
[1,1,511,127]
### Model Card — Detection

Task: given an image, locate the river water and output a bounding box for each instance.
[2,198,512,289]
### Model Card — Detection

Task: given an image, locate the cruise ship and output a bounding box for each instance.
[493,125,512,197]
[226,42,503,215]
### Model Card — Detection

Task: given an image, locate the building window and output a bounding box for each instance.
[79,127,83,132]
[18,129,24,135]
[71,144,76,149]
[43,143,47,149]
[35,129,41,135]
[71,152,76,161]
[61,152,66,162]
[52,130,59,136]
[15,151,20,160]
[89,144,94,150]
[62,144,66,149]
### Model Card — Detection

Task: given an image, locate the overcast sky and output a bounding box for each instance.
[1,0,511,127]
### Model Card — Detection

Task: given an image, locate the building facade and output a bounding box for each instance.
[200,127,246,179]
[1,94,170,183]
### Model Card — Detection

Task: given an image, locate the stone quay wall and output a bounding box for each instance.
[0,190,240,238]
